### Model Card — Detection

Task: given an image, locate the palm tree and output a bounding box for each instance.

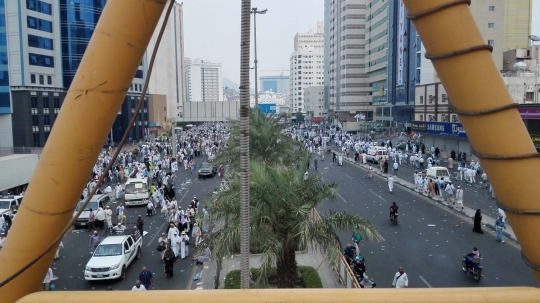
[238,0,251,289]
[203,161,383,288]
[213,109,308,172]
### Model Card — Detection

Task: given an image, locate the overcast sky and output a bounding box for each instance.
[182,0,540,85]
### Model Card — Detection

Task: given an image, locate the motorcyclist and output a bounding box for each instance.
[343,244,355,264]
[389,202,399,220]
[464,247,480,270]
[353,256,366,279]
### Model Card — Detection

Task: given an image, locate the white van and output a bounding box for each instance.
[73,194,111,227]
[366,146,389,163]
[124,177,149,206]
[424,167,451,183]
[0,195,23,215]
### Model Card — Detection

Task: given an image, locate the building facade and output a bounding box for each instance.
[324,0,371,123]
[503,0,533,51]
[147,1,185,119]
[294,22,324,51]
[185,58,223,102]
[503,45,540,72]
[304,86,326,121]
[502,72,539,104]
[2,0,149,148]
[0,0,11,147]
[383,0,416,127]
[367,0,389,107]
[148,94,168,137]
[290,48,324,113]
[260,75,289,94]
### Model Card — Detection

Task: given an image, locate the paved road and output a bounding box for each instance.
[314,153,536,288]
[52,159,220,291]
[328,144,500,216]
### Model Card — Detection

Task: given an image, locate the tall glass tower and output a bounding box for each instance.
[0,0,9,113]
[59,0,107,89]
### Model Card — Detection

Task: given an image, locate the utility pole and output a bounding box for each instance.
[251,7,267,109]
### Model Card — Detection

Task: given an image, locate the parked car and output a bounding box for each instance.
[198,162,217,178]
[84,228,142,281]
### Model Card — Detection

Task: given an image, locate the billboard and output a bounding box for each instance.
[259,103,277,114]
[411,121,467,138]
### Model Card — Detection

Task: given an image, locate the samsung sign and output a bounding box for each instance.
[411,121,467,138]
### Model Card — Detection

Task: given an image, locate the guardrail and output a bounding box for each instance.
[311,208,360,288]
[0,147,43,155]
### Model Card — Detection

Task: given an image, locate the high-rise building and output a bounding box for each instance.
[147,1,185,119]
[1,0,149,148]
[366,0,389,108]
[384,0,417,126]
[304,86,327,121]
[260,75,289,94]
[504,0,533,51]
[290,48,324,113]
[294,21,324,51]
[0,0,12,147]
[324,0,371,122]
[6,0,64,148]
[185,58,223,102]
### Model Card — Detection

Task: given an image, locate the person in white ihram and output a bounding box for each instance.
[388,176,394,194]
[392,267,408,288]
[131,280,146,291]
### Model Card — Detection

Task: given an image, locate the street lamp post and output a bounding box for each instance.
[251,7,267,109]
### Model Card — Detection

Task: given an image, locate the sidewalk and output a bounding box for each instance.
[334,151,517,242]
[188,219,223,290]
[218,242,342,289]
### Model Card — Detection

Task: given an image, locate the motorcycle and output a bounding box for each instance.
[462,255,483,281]
[390,212,399,225]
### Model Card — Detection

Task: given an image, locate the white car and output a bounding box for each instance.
[84,229,142,281]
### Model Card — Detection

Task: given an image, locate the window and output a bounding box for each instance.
[27,0,52,15]
[134,70,143,79]
[452,115,459,122]
[31,96,38,108]
[27,16,52,33]
[420,96,424,104]
[488,40,494,46]
[33,133,40,147]
[32,115,39,126]
[39,75,44,85]
[28,35,53,50]
[420,114,424,121]
[488,23,494,29]
[47,76,52,85]
[29,53,54,68]
[43,97,49,108]
[488,6,495,11]
[31,74,36,84]
[54,97,60,108]
[428,115,435,121]
[44,115,50,125]
[442,94,448,102]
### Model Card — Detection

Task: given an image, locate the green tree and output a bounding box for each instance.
[204,161,382,288]
[213,110,309,172]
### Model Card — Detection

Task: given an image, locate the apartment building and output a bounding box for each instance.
[290,48,324,113]
[294,21,324,51]
[324,0,371,122]
[504,0,533,51]
[185,58,223,102]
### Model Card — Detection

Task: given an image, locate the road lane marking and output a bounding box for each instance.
[337,192,347,203]
[419,275,433,288]
[368,191,388,203]
[147,219,168,247]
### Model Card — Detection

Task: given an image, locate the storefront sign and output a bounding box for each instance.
[531,134,540,148]
[411,121,468,138]
[397,1,405,86]
[519,108,540,120]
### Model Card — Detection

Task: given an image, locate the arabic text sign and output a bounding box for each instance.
[411,121,468,138]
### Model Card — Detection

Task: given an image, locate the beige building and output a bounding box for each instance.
[502,72,539,104]
[503,45,540,72]
[304,86,327,121]
[324,0,370,122]
[504,0,533,51]
[294,22,324,51]
[414,83,457,123]
[148,94,169,137]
